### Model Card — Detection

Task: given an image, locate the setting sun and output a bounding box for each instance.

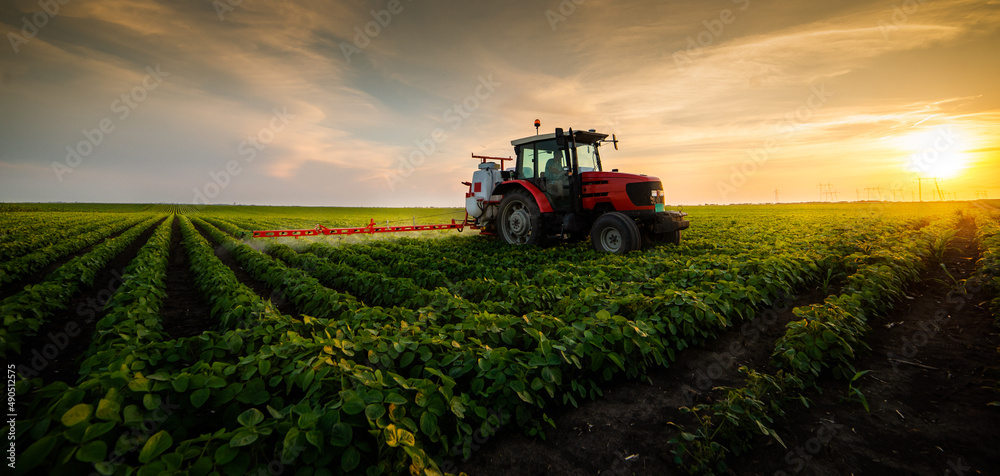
[902,125,970,179]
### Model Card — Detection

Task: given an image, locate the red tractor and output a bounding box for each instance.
[464,126,689,253]
[250,124,689,254]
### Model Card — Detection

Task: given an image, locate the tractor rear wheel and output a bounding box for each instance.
[591,212,641,254]
[498,190,545,246]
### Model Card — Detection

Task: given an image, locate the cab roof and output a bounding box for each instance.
[511,129,609,147]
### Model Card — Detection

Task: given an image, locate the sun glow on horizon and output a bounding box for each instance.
[900,125,971,179]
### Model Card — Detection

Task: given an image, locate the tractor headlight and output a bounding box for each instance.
[650,189,665,204]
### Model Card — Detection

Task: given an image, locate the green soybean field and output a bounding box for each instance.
[2,201,999,476]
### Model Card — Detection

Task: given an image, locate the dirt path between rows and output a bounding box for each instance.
[160,215,214,339]
[194,221,299,318]
[730,214,999,475]
[461,216,998,475]
[460,285,829,476]
[16,217,164,384]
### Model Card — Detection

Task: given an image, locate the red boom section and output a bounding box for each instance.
[252,218,468,239]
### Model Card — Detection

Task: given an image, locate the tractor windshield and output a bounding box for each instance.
[575,143,600,172]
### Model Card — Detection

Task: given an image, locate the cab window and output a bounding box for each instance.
[517,144,537,179]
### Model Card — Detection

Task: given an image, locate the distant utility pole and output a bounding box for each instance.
[774,188,780,204]
[856,188,860,201]
[934,178,944,201]
[913,177,925,202]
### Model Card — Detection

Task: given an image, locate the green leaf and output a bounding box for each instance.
[190,388,210,408]
[305,430,323,449]
[82,421,116,442]
[229,429,259,447]
[419,411,438,437]
[142,393,161,411]
[76,440,108,463]
[396,428,416,447]
[171,375,190,392]
[123,405,143,425]
[237,408,264,427]
[342,395,366,415]
[214,444,238,465]
[330,422,353,447]
[61,403,93,427]
[17,435,58,472]
[365,404,386,421]
[383,392,407,405]
[341,446,361,472]
[128,375,151,392]
[138,430,173,464]
[385,424,400,447]
[94,461,116,476]
[95,399,121,421]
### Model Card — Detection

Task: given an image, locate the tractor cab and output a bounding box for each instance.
[511,128,607,213]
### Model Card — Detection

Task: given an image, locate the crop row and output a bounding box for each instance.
[194,216,871,471]
[667,213,960,474]
[1,215,164,358]
[78,217,175,378]
[1,213,155,288]
[973,208,1000,317]
[0,213,107,259]
[9,205,965,476]
[972,207,1000,410]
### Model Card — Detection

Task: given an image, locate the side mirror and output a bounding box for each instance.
[554,128,566,146]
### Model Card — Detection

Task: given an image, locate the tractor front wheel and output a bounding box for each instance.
[498,190,545,246]
[591,212,641,254]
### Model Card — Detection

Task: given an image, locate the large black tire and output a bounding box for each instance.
[498,190,546,246]
[590,212,641,254]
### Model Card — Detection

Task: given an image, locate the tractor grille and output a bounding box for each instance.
[625,181,663,207]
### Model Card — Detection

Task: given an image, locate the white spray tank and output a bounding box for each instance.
[466,162,503,217]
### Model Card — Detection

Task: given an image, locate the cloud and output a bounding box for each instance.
[0,0,997,205]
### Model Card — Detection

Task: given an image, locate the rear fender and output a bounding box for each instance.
[493,180,554,213]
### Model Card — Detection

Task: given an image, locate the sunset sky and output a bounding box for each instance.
[1,0,997,206]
